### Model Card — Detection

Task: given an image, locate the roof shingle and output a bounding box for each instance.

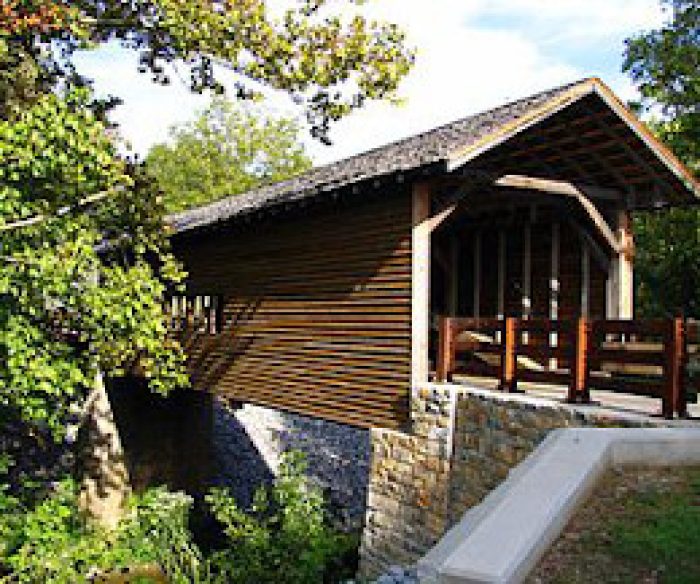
[168,79,591,234]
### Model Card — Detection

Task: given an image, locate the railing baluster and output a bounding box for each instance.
[663,317,686,418]
[433,315,690,419]
[437,316,454,382]
[499,317,518,392]
[569,317,591,403]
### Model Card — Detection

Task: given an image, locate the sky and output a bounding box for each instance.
[72,0,668,166]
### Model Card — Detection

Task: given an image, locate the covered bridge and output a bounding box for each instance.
[169,77,699,430]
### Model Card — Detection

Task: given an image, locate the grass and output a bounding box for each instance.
[529,466,700,584]
[607,469,700,584]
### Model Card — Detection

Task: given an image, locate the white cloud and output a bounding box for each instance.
[72,0,667,165]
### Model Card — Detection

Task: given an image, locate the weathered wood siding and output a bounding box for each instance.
[173,190,412,429]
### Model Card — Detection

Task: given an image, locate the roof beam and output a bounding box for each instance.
[446,81,596,172]
[425,203,458,232]
[590,80,699,200]
[493,174,621,253]
[580,103,672,199]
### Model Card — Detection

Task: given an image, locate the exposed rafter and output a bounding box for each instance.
[580,103,672,200]
[492,174,621,253]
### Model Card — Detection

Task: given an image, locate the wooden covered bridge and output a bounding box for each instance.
[168,77,699,430]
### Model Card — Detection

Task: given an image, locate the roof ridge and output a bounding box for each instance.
[283,77,593,179]
[172,77,655,233]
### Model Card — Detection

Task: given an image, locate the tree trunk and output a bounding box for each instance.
[78,371,131,529]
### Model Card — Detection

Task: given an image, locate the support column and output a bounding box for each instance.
[412,183,431,387]
[496,229,506,343]
[473,231,481,318]
[550,222,560,369]
[79,371,131,529]
[581,240,590,318]
[522,221,532,345]
[616,210,635,320]
[497,229,506,320]
[606,261,618,319]
[448,235,459,316]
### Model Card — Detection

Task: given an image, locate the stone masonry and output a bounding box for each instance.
[213,400,371,531]
[358,384,661,579]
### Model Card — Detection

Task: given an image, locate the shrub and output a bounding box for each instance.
[0,452,355,583]
[0,479,204,583]
[206,451,354,584]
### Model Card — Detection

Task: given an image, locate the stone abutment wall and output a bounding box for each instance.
[358,384,658,579]
[212,400,371,530]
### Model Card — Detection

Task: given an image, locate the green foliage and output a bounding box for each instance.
[0,89,188,439]
[0,479,204,584]
[0,1,414,140]
[206,451,353,584]
[634,207,700,317]
[0,0,412,535]
[0,0,413,444]
[623,0,699,318]
[146,98,312,213]
[0,455,24,561]
[0,452,354,584]
[623,0,698,171]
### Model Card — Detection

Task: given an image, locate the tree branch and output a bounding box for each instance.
[0,190,114,233]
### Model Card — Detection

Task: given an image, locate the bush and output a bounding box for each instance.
[206,452,354,584]
[0,452,355,584]
[0,479,204,583]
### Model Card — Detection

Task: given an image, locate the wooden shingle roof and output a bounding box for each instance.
[169,77,698,234]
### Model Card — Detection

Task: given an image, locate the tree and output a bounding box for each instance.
[146,99,312,213]
[0,0,415,140]
[623,0,699,317]
[0,1,413,524]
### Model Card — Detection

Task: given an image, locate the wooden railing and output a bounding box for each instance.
[168,294,223,335]
[436,316,699,419]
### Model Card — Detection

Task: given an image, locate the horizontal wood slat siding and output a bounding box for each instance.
[174,191,412,429]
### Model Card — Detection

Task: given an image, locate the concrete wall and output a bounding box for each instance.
[359,385,659,579]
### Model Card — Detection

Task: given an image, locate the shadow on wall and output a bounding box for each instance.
[106,379,371,531]
[106,378,275,507]
[208,400,276,508]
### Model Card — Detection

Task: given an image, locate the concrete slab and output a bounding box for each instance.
[446,375,700,422]
[417,427,700,584]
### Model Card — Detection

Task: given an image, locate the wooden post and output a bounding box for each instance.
[550,222,560,370]
[569,317,591,404]
[522,221,532,346]
[473,231,481,318]
[436,316,454,382]
[581,242,590,318]
[412,182,431,387]
[663,317,686,418]
[448,235,459,316]
[497,229,506,320]
[613,209,635,320]
[499,317,518,392]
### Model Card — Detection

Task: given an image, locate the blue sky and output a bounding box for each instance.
[72,0,667,165]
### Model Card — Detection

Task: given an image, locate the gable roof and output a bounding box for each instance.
[169,77,698,235]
